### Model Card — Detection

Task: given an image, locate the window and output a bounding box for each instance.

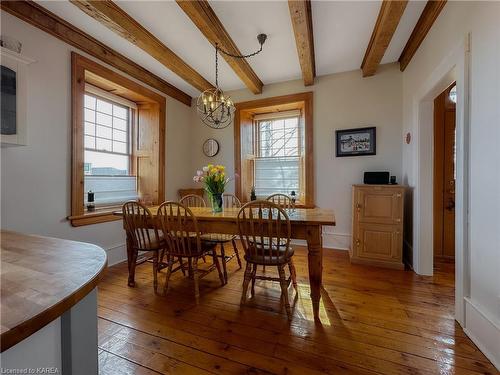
[82,88,139,207]
[70,53,165,226]
[254,112,303,197]
[84,91,131,175]
[235,92,314,207]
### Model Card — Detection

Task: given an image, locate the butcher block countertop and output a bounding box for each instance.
[0,230,107,352]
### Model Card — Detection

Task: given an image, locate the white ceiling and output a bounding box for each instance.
[36,0,427,98]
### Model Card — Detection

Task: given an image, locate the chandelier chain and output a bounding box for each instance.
[215,44,219,87]
[217,44,264,59]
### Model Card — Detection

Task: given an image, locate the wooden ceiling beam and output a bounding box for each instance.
[0,0,192,106]
[361,1,408,77]
[399,0,447,71]
[176,0,263,95]
[70,0,215,93]
[288,0,316,86]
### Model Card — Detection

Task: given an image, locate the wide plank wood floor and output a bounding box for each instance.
[97,246,497,375]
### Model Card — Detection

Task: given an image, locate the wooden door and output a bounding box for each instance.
[355,188,403,225]
[433,83,456,258]
[357,223,401,262]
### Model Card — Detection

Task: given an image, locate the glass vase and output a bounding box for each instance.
[209,192,223,213]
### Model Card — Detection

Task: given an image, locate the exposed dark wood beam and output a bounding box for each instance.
[288,0,316,86]
[361,1,408,77]
[0,0,192,106]
[70,0,215,93]
[176,0,263,95]
[399,0,447,71]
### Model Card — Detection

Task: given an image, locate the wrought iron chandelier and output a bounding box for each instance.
[197,34,267,129]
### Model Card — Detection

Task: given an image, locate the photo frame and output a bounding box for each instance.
[1,47,35,146]
[335,126,376,157]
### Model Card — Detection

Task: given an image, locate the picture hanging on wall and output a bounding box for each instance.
[335,126,376,157]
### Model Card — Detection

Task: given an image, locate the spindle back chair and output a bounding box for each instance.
[237,200,297,318]
[266,193,295,210]
[222,193,242,209]
[157,201,224,299]
[122,201,165,292]
[180,194,206,208]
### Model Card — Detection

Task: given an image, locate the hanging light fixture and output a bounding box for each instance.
[197,34,267,129]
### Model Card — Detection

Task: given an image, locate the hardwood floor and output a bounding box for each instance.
[97,246,497,375]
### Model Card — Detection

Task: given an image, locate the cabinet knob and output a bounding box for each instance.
[396,193,402,198]
[356,203,362,211]
[356,239,360,246]
[396,218,401,223]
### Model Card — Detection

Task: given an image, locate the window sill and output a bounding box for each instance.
[68,206,122,227]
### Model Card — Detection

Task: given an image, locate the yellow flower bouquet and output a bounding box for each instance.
[193,164,230,212]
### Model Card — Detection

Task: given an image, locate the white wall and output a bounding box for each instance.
[190,64,403,249]
[401,1,500,368]
[0,12,193,264]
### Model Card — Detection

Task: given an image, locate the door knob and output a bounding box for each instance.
[445,199,455,211]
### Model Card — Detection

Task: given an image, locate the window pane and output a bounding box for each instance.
[113,105,128,120]
[96,125,112,139]
[84,150,129,175]
[96,99,112,115]
[85,122,95,136]
[85,135,95,149]
[113,129,127,142]
[256,116,302,197]
[85,108,95,123]
[284,118,298,128]
[113,141,127,154]
[96,112,112,127]
[96,138,112,152]
[113,117,127,131]
[84,95,96,110]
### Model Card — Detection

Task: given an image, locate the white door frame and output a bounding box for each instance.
[411,35,471,326]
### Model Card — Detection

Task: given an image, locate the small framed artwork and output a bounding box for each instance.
[1,46,35,146]
[335,126,376,157]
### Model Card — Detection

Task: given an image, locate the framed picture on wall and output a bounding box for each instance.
[0,46,35,146]
[335,126,376,157]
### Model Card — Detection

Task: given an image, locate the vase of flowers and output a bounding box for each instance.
[193,164,229,213]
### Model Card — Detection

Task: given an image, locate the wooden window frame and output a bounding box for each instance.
[69,53,165,226]
[234,92,314,207]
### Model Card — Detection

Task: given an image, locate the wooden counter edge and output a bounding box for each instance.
[0,252,107,352]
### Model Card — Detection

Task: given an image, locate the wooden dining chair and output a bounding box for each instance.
[179,194,206,207]
[237,200,297,319]
[122,201,166,293]
[157,201,224,300]
[201,193,242,284]
[223,193,241,209]
[266,193,295,210]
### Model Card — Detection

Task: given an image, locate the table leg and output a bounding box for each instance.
[306,225,323,321]
[126,234,136,287]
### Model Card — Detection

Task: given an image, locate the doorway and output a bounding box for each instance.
[433,83,457,260]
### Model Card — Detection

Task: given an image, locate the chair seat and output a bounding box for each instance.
[134,232,166,251]
[245,246,294,265]
[200,233,237,243]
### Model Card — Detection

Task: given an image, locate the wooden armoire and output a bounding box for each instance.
[350,184,406,269]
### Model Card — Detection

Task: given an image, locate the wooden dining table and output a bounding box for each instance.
[115,206,335,321]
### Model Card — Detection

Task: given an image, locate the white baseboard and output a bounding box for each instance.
[291,231,351,251]
[105,243,127,267]
[464,297,500,370]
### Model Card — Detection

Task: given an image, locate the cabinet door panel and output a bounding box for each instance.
[356,188,403,225]
[356,223,401,261]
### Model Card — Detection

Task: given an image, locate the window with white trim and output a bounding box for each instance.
[83,86,138,206]
[254,110,304,198]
